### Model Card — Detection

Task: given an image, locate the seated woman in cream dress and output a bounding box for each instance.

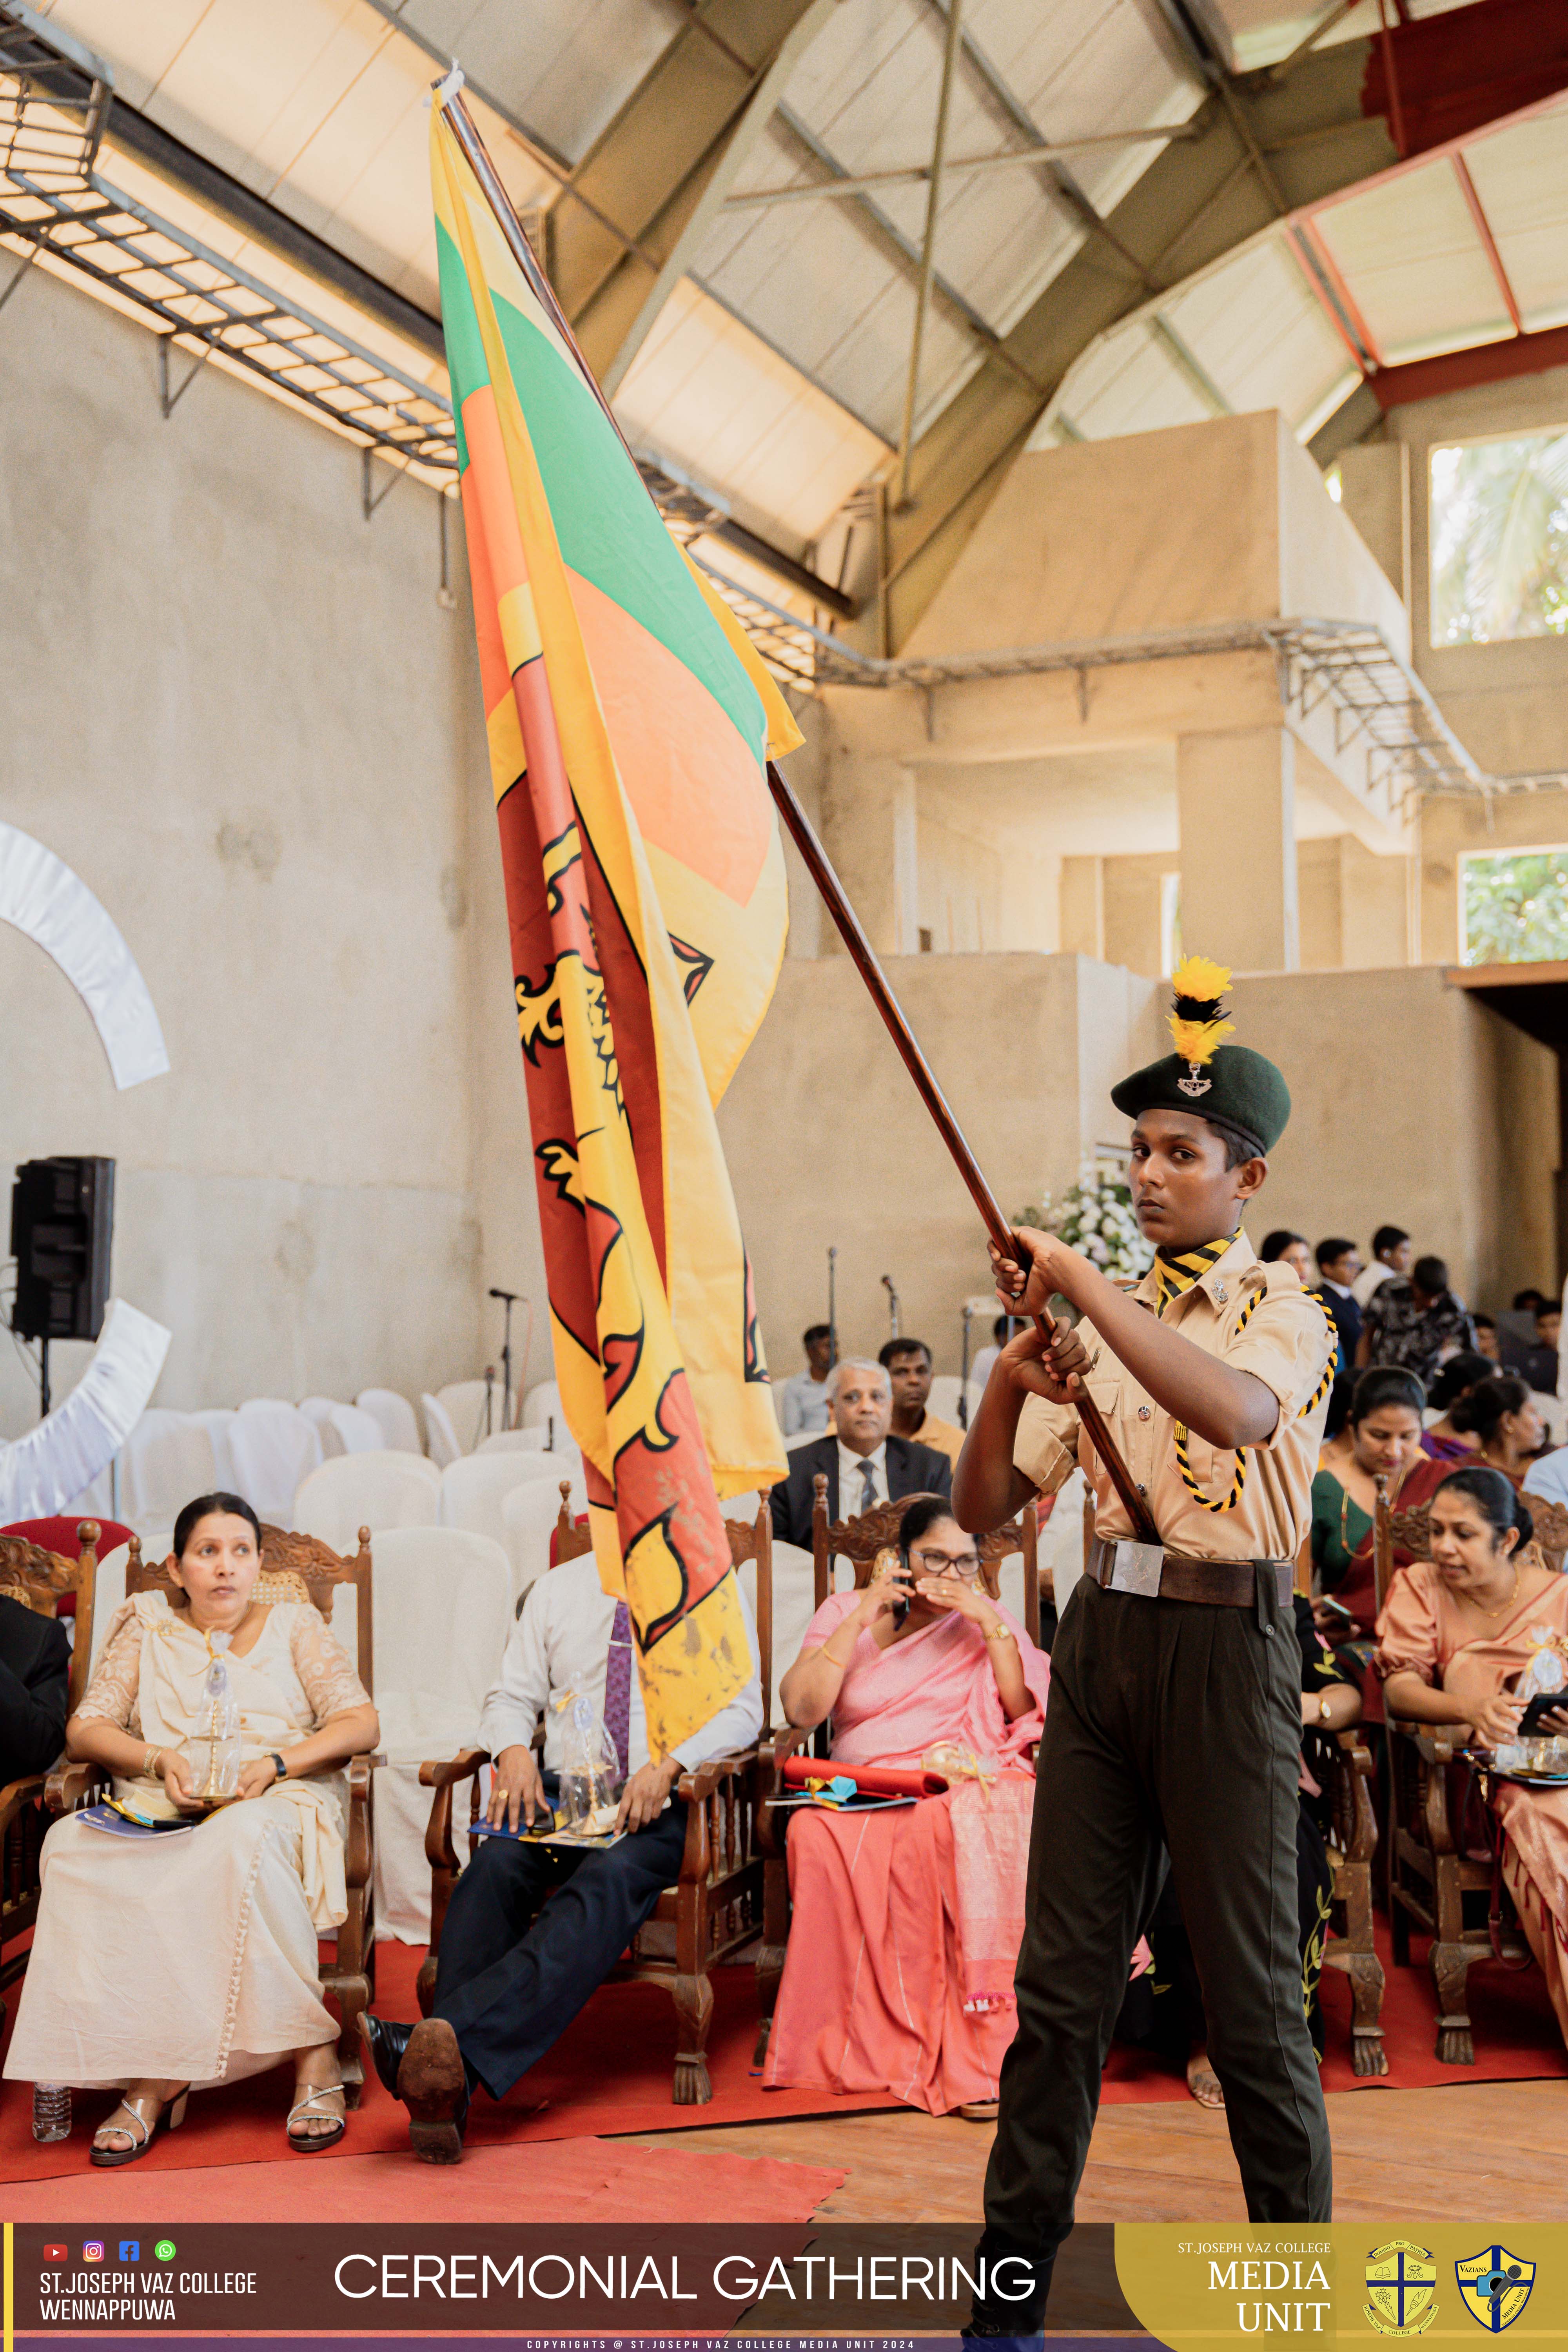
[4,1492,377,2164]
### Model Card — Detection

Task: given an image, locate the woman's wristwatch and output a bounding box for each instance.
[1316,1693,1334,1724]
[269,1751,288,1781]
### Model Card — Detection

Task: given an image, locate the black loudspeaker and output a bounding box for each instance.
[10,1156,115,1343]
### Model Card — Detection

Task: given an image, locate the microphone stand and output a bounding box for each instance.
[827,1245,838,1367]
[960,1303,973,1429]
[882,1274,900,1341]
[488,1287,524,1429]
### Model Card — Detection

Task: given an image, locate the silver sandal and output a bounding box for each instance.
[90,2088,188,2167]
[286,2082,346,2152]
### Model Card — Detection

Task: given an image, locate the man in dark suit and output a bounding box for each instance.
[770,1356,952,1547]
[0,1591,70,1787]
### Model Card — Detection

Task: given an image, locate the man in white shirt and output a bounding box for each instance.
[969,1315,1015,1394]
[362,1552,762,2161]
[777,1323,835,1437]
[1352,1225,1411,1309]
[768,1357,951,1548]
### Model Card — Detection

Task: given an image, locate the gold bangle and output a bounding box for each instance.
[984,1624,1016,1644]
[144,1747,162,1778]
[822,1644,853,1671]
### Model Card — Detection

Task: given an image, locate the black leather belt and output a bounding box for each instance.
[1088,1537,1293,1610]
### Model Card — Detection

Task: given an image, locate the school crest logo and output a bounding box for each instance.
[1364,2242,1438,2334]
[1456,2249,1535,2332]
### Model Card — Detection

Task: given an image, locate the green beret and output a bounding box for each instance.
[1111,1044,1290,1153]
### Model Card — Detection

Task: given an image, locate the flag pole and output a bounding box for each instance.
[435,85,1157,1545]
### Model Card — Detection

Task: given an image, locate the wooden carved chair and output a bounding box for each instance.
[753,1479,1040,2061]
[44,1522,381,2102]
[417,1484,773,2105]
[0,1522,102,2000]
[1373,1475,1530,2063]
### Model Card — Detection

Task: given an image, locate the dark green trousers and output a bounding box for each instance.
[982,1573,1332,2260]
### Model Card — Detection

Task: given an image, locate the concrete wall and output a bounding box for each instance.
[1231,968,1558,1308]
[0,262,547,1437]
[717,952,1159,1377]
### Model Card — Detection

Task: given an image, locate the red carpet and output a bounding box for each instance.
[4,1917,1563,2185]
[0,1944,898,2182]
[0,2133,848,2222]
[1098,1913,1568,2103]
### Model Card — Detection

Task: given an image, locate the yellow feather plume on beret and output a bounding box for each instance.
[1168,953,1235,1067]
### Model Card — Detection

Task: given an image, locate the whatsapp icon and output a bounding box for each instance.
[154,2242,175,2262]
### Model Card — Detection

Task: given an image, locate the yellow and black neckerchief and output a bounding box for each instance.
[1154,1234,1248,1512]
[1155,1240,1339,1512]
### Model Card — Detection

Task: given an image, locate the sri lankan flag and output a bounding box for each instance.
[431,96,793,1757]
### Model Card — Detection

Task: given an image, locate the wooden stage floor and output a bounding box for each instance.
[624,2079,1567,2221]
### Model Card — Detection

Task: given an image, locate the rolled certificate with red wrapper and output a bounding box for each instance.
[779,1755,948,1799]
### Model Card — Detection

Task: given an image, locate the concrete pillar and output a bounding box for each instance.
[1177,727,1299,973]
[818,751,919,955]
[1338,443,1410,605]
[1339,836,1412,967]
[1296,837,1343,970]
[1059,855,1104,957]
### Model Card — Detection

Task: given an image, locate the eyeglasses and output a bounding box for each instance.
[911,1546,982,1579]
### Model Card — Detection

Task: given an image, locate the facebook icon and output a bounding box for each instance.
[119,2242,139,2263]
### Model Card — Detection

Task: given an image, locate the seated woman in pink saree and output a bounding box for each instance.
[762,1497,1051,2119]
[1376,1464,1568,2053]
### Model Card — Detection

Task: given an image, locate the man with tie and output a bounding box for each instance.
[361,1547,763,2159]
[769,1357,952,1548]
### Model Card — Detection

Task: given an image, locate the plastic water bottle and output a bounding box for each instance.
[32,2084,70,2142]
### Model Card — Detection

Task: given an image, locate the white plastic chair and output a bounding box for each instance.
[291,1450,442,1556]
[191,1408,237,1486]
[368,1526,514,1942]
[437,1379,498,1451]
[421,1393,463,1470]
[499,1473,584,1604]
[442,1450,586,1557]
[227,1402,322,1526]
[355,1388,421,1455]
[477,1428,546,1454]
[521,1379,562,1431]
[122,1412,220,1526]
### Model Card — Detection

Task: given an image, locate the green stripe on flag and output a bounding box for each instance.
[434,217,766,766]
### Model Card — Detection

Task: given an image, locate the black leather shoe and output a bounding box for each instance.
[358,2013,416,2100]
[396,2017,471,2165]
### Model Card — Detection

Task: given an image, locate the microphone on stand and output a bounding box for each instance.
[881,1274,900,1340]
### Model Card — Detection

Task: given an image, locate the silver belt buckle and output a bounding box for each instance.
[1108,1539,1165,1597]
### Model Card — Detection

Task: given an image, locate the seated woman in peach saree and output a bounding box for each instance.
[1376,1463,1568,2051]
[762,1496,1051,2119]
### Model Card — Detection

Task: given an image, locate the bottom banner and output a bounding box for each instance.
[4,2222,1565,2345]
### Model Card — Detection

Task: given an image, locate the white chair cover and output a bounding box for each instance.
[926,1375,966,1425]
[521,1379,562,1431]
[298,1397,341,1428]
[441,1452,586,1560]
[226,1403,322,1526]
[355,1389,422,1455]
[499,1474,583,1606]
[785,1429,824,1452]
[188,1408,237,1486]
[477,1428,546,1454]
[325,1403,385,1456]
[736,1539,818,1731]
[367,1526,514,1942]
[437,1379,498,1451]
[421,1394,462,1470]
[89,1541,131,1673]
[291,1450,441,1556]
[122,1412,220,1526]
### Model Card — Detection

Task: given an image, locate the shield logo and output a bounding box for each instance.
[1365,2242,1439,2335]
[1457,2248,1535,2332]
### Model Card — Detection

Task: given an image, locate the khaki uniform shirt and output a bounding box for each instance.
[1013,1230,1334,1563]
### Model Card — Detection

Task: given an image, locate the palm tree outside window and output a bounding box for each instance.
[1432,431,1568,646]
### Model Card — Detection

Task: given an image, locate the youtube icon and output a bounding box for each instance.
[42,2246,66,2263]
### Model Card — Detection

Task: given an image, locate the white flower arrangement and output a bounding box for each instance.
[1016,1163,1152,1283]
